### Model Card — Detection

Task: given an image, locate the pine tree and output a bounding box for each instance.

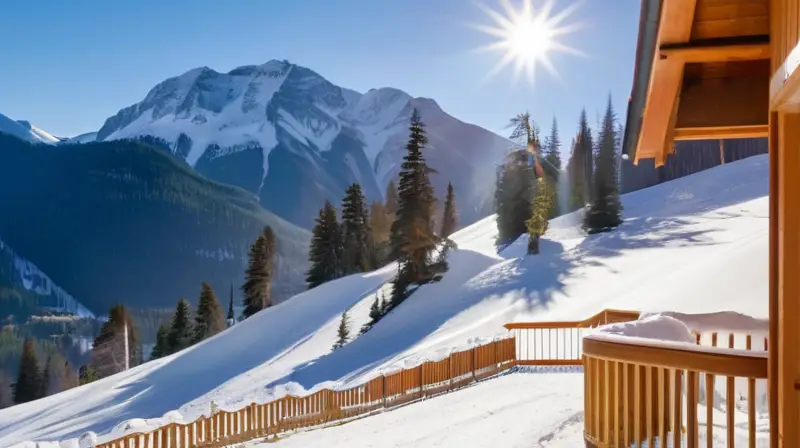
[389,108,440,305]
[369,201,391,266]
[496,112,541,246]
[340,183,372,275]
[361,293,384,334]
[14,338,40,404]
[91,304,142,378]
[306,200,344,288]
[194,282,226,343]
[584,96,624,233]
[150,323,170,360]
[543,118,563,217]
[0,371,13,409]
[39,355,51,398]
[242,226,276,318]
[566,109,594,211]
[227,283,235,327]
[167,298,193,353]
[440,182,458,238]
[332,311,350,350]
[527,178,554,254]
[543,117,563,171]
[41,353,70,397]
[385,181,399,216]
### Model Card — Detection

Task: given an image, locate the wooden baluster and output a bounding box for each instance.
[659,367,667,445]
[635,364,642,447]
[687,371,698,448]
[727,334,736,447]
[673,369,683,448]
[706,372,715,448]
[604,359,611,444]
[746,336,755,448]
[647,366,654,447]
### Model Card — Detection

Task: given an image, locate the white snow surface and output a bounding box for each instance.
[0,112,59,144]
[0,154,770,447]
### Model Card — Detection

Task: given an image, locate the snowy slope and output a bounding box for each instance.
[66,131,98,143]
[0,112,59,145]
[95,60,510,228]
[0,154,769,447]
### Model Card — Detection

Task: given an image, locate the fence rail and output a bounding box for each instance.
[504,309,641,365]
[95,337,516,448]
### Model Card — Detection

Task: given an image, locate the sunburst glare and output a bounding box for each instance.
[467,0,586,85]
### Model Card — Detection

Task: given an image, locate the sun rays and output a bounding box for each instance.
[467,0,586,85]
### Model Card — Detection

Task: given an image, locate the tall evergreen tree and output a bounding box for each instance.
[584,96,624,233]
[0,371,13,409]
[150,323,170,360]
[306,200,343,289]
[227,283,235,327]
[340,183,372,275]
[566,109,594,211]
[332,310,351,351]
[242,226,276,318]
[369,201,391,266]
[194,282,226,343]
[91,304,142,379]
[14,338,40,404]
[526,178,554,254]
[440,182,458,238]
[385,181,399,216]
[389,108,440,305]
[167,298,193,353]
[41,353,72,397]
[543,117,563,171]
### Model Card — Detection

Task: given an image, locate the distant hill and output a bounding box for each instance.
[0,133,310,314]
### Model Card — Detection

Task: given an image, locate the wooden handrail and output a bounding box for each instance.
[503,308,641,330]
[584,335,768,378]
[583,332,767,448]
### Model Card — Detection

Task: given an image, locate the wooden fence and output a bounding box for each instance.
[95,337,516,448]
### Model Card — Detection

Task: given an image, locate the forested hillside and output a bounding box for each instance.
[0,134,310,314]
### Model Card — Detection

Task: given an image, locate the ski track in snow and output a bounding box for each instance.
[0,155,771,448]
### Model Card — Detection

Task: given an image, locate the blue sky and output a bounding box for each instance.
[0,0,640,142]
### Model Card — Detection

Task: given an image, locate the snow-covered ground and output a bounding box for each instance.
[0,154,769,448]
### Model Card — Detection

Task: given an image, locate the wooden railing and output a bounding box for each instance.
[95,337,515,448]
[504,309,641,365]
[583,333,768,448]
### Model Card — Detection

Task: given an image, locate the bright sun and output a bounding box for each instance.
[468,0,585,84]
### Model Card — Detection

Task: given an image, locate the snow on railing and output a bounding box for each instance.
[582,330,769,447]
[93,337,516,448]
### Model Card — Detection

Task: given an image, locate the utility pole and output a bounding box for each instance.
[123,321,129,371]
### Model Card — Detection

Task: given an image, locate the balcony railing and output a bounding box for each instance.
[504,309,641,365]
[583,333,768,448]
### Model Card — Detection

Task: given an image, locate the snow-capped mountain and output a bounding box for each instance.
[0,236,93,317]
[0,112,60,145]
[97,60,512,228]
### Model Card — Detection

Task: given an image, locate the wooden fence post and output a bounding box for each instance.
[382,374,387,409]
[449,352,454,391]
[420,363,425,399]
[472,346,477,381]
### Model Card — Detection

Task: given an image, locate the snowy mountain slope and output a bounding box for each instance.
[0,236,93,317]
[67,131,98,143]
[96,60,511,228]
[0,154,769,447]
[0,112,60,145]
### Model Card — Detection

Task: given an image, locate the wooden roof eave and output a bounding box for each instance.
[622,0,663,164]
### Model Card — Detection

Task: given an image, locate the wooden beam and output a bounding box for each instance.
[776,111,800,448]
[770,39,800,112]
[661,42,771,63]
[634,0,697,165]
[672,125,769,141]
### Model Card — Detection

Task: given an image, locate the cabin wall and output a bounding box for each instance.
[621,138,767,194]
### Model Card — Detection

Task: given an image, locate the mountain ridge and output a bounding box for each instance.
[96,59,512,228]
